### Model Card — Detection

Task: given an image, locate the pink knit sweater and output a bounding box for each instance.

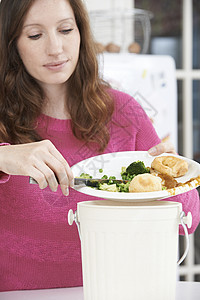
[0,89,199,291]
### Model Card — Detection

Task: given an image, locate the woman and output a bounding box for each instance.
[0,0,199,292]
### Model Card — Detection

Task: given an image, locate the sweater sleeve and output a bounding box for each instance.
[0,143,11,183]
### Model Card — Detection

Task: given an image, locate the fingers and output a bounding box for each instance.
[33,160,60,192]
[43,156,71,195]
[30,140,74,196]
[48,144,74,186]
[29,167,48,190]
[47,143,74,193]
[31,159,72,196]
[148,142,176,156]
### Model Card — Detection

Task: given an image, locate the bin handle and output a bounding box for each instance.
[68,209,192,265]
[177,211,192,265]
[68,209,81,240]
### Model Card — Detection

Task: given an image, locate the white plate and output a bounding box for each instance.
[71,151,200,202]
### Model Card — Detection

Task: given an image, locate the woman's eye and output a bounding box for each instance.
[60,29,73,35]
[28,34,42,40]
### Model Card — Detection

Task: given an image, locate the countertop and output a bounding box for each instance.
[0,281,200,300]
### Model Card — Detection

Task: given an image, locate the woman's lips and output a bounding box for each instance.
[44,61,67,71]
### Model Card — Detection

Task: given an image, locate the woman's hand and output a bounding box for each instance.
[0,140,74,196]
[148,141,176,156]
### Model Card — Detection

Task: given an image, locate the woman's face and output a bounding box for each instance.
[17,0,80,88]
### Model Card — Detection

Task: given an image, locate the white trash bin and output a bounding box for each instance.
[68,200,192,300]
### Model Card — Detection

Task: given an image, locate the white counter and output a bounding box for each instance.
[0,281,200,300]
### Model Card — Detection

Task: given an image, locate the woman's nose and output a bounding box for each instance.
[46,32,63,56]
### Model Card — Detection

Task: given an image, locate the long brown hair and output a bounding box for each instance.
[0,0,114,152]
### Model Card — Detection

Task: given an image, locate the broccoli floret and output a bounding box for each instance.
[121,161,150,180]
[121,166,135,181]
[126,160,150,176]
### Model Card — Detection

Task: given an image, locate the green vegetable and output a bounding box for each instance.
[99,183,119,192]
[108,176,116,180]
[126,160,150,175]
[99,168,103,173]
[121,160,150,180]
[79,173,93,179]
[121,172,135,181]
[117,182,130,193]
[121,166,126,174]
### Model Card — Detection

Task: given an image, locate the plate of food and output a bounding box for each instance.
[71,151,200,202]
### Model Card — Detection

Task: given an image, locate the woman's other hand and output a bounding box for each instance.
[0,140,74,196]
[148,141,176,156]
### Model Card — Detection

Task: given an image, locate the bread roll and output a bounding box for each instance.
[129,173,162,193]
[151,156,188,178]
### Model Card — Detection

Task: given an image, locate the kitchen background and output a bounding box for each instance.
[84,0,200,282]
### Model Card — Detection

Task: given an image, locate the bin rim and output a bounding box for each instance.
[77,200,182,210]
